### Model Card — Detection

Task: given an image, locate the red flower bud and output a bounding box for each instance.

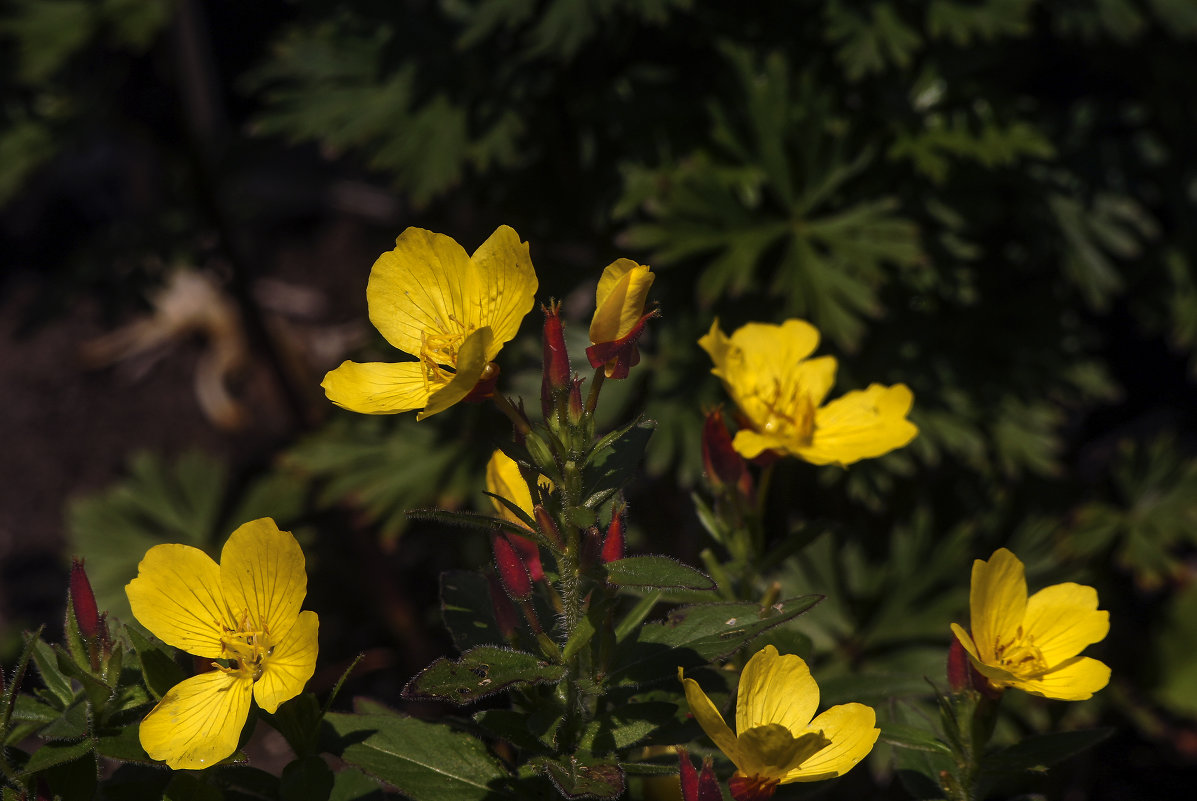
[507,532,545,582]
[601,504,625,563]
[568,375,585,423]
[492,534,533,601]
[585,308,659,379]
[533,505,564,551]
[702,408,753,498]
[541,302,571,418]
[679,748,698,801]
[70,559,102,641]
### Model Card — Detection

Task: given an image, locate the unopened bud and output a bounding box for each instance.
[508,533,545,582]
[702,408,753,498]
[70,559,102,641]
[601,504,625,563]
[581,526,603,570]
[524,431,557,475]
[533,505,564,551]
[541,302,571,419]
[492,534,533,601]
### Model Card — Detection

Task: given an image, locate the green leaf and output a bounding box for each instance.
[281,755,336,801]
[30,639,74,708]
[529,755,625,800]
[2,627,42,731]
[95,724,152,763]
[21,738,95,774]
[164,773,224,801]
[403,646,565,704]
[38,699,89,740]
[126,624,186,701]
[330,767,385,800]
[441,570,508,652]
[605,556,716,591]
[880,722,953,755]
[982,728,1115,775]
[610,595,822,686]
[326,709,518,800]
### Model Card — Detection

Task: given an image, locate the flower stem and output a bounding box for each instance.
[491,393,531,436]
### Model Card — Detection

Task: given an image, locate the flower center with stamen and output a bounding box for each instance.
[755,378,816,445]
[993,626,1048,678]
[419,321,476,389]
[218,612,273,682]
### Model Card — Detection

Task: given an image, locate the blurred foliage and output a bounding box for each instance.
[5,0,1197,796]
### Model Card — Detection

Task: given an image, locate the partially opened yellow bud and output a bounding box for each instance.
[587,259,656,378]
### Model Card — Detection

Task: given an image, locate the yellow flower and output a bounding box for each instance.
[679,645,878,798]
[951,548,1110,701]
[322,225,538,420]
[126,519,319,769]
[698,319,917,466]
[587,258,656,378]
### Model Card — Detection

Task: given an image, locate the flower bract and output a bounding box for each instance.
[951,548,1110,700]
[322,225,538,419]
[679,645,878,798]
[126,518,319,769]
[698,318,917,466]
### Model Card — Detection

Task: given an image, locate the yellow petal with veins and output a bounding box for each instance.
[969,549,1028,664]
[679,667,741,769]
[254,610,319,713]
[220,518,307,645]
[1023,582,1110,666]
[139,669,253,770]
[468,225,538,354]
[783,703,878,783]
[322,361,436,415]
[126,544,227,658]
[737,645,819,735]
[418,327,493,420]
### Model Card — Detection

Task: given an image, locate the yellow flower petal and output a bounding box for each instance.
[783,703,879,783]
[679,668,741,769]
[1009,656,1112,701]
[737,724,828,779]
[486,450,535,523]
[467,225,538,354]
[417,326,494,420]
[731,429,789,460]
[366,227,475,357]
[220,519,307,644]
[126,544,228,658]
[799,384,918,466]
[139,670,253,770]
[254,610,319,713]
[736,645,819,735]
[970,548,1028,664]
[590,259,654,343]
[1023,582,1110,666]
[322,360,436,415]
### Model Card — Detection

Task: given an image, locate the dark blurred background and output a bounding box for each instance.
[3,0,1197,797]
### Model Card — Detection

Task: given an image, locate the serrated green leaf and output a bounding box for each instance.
[281,755,336,801]
[403,646,565,704]
[95,724,152,763]
[610,596,821,686]
[326,710,518,800]
[605,556,715,591]
[529,755,625,800]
